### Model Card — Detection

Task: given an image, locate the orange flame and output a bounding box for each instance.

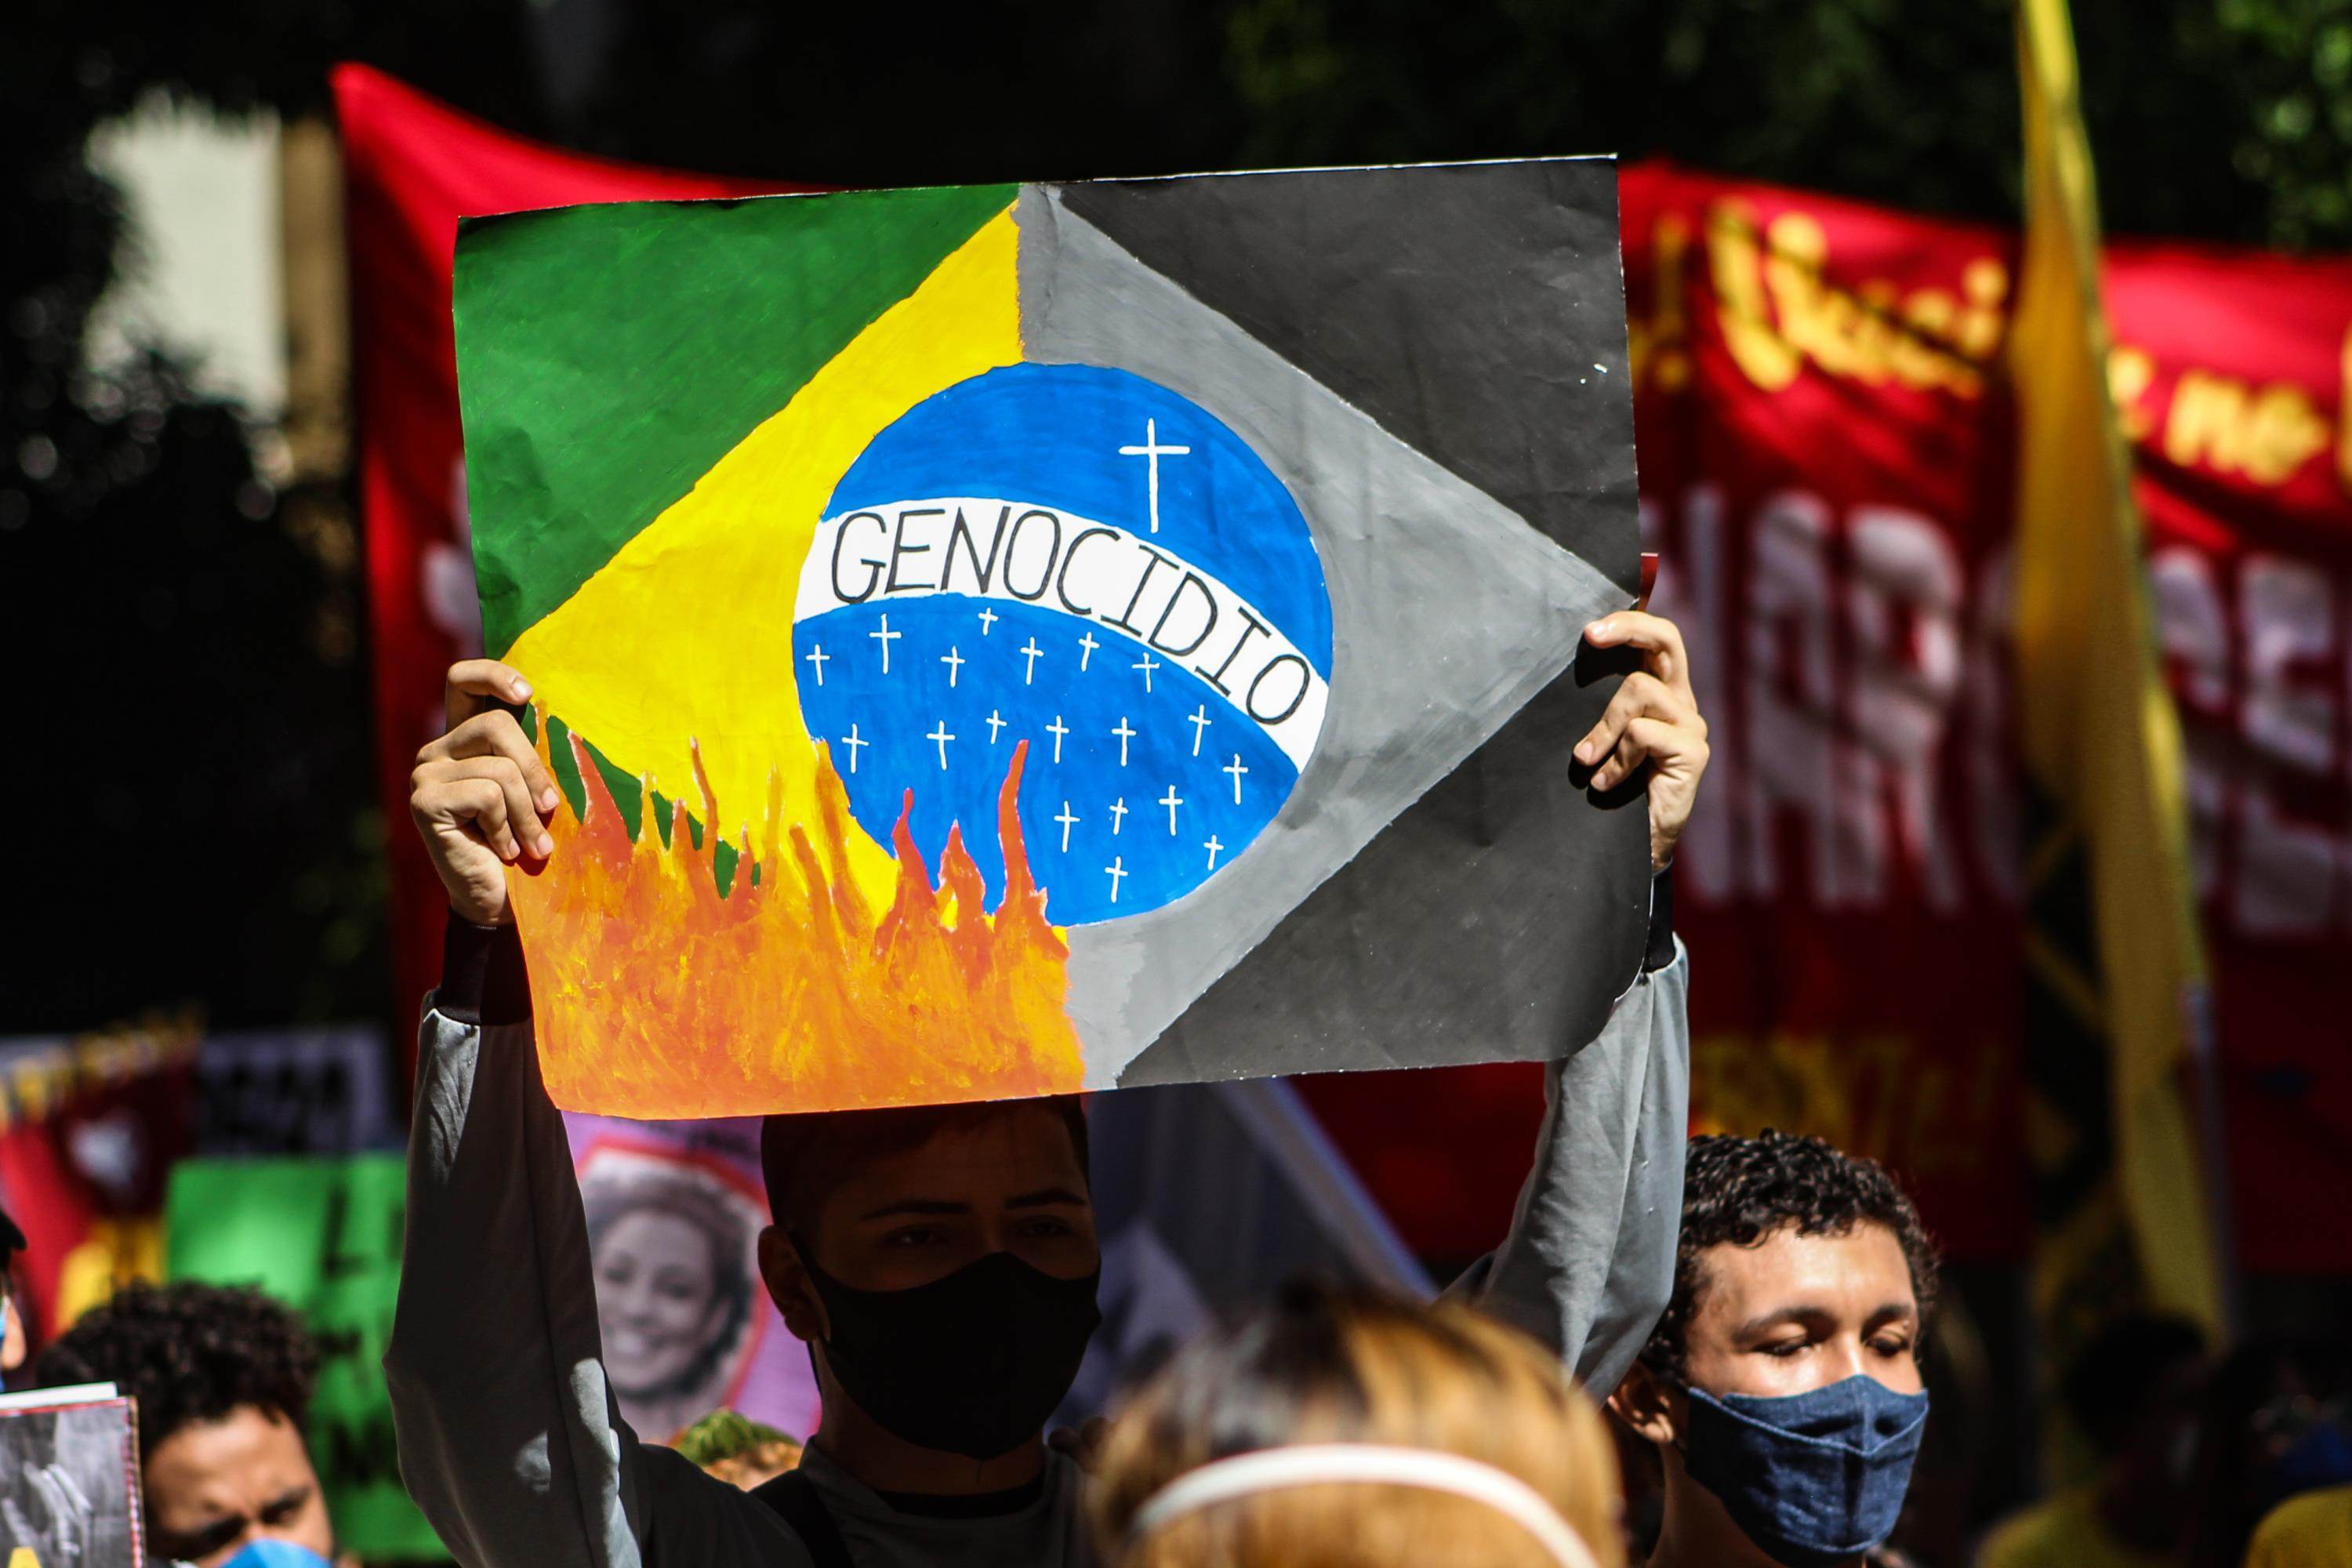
[510,723,1085,1117]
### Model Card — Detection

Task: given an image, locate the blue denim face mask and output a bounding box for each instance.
[1680,1374,1929,1567]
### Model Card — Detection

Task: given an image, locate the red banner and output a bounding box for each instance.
[334,65,784,1025]
[1619,162,2352,1272]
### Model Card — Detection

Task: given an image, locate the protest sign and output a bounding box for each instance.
[563,1114,818,1443]
[0,1388,142,1567]
[455,161,1644,1118]
[165,1156,437,1559]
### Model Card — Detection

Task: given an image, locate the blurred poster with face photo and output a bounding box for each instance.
[566,1116,820,1445]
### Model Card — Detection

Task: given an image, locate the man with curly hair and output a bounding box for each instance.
[34,1279,339,1568]
[1607,1129,1940,1568]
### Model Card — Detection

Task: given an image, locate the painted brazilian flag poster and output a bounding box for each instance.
[453,161,1646,1119]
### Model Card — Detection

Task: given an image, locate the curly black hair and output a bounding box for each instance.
[1638,1129,1940,1382]
[33,1280,319,1457]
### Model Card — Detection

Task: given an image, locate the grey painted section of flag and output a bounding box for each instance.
[1018,187,1636,1087]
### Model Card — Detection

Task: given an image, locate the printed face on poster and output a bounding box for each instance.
[455,160,1646,1118]
[564,1115,819,1443]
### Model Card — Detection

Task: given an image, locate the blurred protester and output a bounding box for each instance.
[387,608,1708,1566]
[678,1410,807,1490]
[1608,1129,1939,1568]
[34,1280,339,1568]
[2244,1483,2352,1568]
[2185,1339,2352,1568]
[1976,1312,2210,1568]
[1090,1279,1622,1567]
[0,1203,26,1376]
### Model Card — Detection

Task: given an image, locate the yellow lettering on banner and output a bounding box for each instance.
[2108,344,2158,441]
[1630,214,1693,393]
[1708,201,1802,391]
[13,1547,45,1568]
[1704,199,1995,397]
[2163,368,2328,485]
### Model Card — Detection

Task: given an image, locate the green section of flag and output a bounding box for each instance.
[167,1156,441,1560]
[456,183,1017,655]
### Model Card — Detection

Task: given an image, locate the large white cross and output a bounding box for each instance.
[1054,801,1079,853]
[927,720,955,770]
[977,606,999,636]
[840,724,868,774]
[1118,418,1192,535]
[1047,715,1070,764]
[1159,784,1184,835]
[1203,833,1225,870]
[869,615,902,673]
[1077,630,1101,672]
[1133,652,1161,693]
[940,645,965,688]
[1112,717,1137,766]
[1108,796,1128,836]
[1187,704,1211,757]
[986,709,1007,744]
[1224,753,1250,804]
[1104,855,1127,903]
[804,643,830,688]
[1021,637,1044,684]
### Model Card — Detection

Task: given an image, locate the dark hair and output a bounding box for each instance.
[2062,1312,2208,1454]
[760,1094,1091,1238]
[34,1280,318,1457]
[1639,1129,1940,1382]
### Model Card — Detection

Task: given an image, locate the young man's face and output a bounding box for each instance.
[795,1102,1098,1294]
[1681,1221,1922,1401]
[143,1404,335,1568]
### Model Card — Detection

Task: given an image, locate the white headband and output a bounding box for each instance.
[1127,1443,1602,1568]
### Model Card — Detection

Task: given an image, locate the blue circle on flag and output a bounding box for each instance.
[792,362,1333,925]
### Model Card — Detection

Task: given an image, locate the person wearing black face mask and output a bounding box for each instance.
[1608,1130,1941,1568]
[386,615,1707,1568]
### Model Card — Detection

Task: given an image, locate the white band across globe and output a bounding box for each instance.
[796,496,1329,771]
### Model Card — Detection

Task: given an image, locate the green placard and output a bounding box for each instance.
[166,1155,443,1560]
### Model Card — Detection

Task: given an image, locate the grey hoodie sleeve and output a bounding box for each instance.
[383,918,799,1568]
[1454,877,1690,1397]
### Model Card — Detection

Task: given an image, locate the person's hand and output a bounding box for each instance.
[1047,1417,1112,1475]
[1576,612,1710,873]
[408,659,559,926]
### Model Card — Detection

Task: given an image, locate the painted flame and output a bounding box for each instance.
[511,722,1084,1117]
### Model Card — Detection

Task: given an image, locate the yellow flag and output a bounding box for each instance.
[2011,0,2226,1337]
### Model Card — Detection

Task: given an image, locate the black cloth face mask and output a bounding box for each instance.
[797,1242,1102,1461]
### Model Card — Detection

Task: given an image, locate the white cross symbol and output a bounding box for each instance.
[1054,801,1079,853]
[1104,855,1127,904]
[977,606,999,636]
[1159,785,1185,835]
[1047,715,1070,764]
[869,615,902,673]
[1078,630,1100,672]
[1109,797,1129,836]
[940,645,965,688]
[1134,652,1161,692]
[804,643,830,688]
[927,720,955,770]
[1021,637,1044,684]
[1118,418,1192,534]
[1112,717,1137,766]
[1204,834,1225,870]
[840,724,868,775]
[1186,704,1211,757]
[986,710,1007,744]
[1224,753,1250,804]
